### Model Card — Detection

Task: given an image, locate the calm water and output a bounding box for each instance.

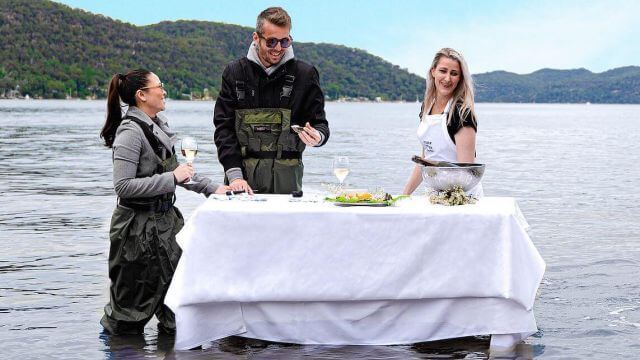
[1,100,639,359]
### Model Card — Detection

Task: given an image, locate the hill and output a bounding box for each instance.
[474,67,640,103]
[0,0,424,100]
[1,0,639,103]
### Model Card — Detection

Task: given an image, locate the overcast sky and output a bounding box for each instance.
[54,0,640,76]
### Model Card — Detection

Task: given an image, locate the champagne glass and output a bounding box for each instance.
[332,156,350,188]
[181,136,198,185]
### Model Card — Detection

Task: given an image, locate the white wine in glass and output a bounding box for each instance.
[182,149,198,163]
[332,156,350,187]
[181,136,198,184]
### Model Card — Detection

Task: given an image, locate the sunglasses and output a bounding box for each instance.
[140,82,165,91]
[257,33,292,49]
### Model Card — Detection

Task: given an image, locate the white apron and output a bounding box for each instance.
[417,99,483,197]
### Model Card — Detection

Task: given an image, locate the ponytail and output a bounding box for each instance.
[100,74,123,147]
[99,69,151,148]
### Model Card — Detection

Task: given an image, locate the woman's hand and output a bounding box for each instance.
[173,164,194,184]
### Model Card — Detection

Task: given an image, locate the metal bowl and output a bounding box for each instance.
[420,163,485,191]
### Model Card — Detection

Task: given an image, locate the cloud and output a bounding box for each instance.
[386,1,640,75]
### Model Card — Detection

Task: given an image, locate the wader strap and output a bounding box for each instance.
[235,80,245,105]
[237,58,253,107]
[125,117,164,157]
[280,74,295,107]
[246,150,302,160]
[277,144,283,159]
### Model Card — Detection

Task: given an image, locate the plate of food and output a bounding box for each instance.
[333,201,390,207]
[326,191,407,207]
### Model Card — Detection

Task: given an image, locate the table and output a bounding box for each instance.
[165,195,545,351]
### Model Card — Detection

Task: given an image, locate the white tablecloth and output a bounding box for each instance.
[165,195,545,350]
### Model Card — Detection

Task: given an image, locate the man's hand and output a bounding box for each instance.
[229,178,254,194]
[214,185,232,194]
[298,122,321,146]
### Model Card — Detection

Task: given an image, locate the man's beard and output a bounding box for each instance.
[260,47,284,66]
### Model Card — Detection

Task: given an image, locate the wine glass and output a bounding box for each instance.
[181,136,198,185]
[332,156,350,189]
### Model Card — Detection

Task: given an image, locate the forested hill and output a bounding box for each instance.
[474,67,640,103]
[1,0,639,103]
[0,0,424,100]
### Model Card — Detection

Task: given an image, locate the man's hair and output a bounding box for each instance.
[256,7,292,33]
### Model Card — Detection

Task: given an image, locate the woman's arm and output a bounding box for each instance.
[402,164,423,195]
[454,126,476,163]
[179,173,229,197]
[112,125,176,198]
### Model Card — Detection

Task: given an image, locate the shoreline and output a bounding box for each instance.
[1,98,637,105]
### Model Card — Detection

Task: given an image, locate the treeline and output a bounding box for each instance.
[474,67,640,103]
[1,0,639,103]
[0,0,424,100]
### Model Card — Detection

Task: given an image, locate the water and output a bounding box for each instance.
[1,100,639,359]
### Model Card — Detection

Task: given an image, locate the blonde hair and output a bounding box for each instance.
[422,48,476,126]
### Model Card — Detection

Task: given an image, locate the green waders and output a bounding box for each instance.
[231,65,306,194]
[101,119,183,335]
[235,107,306,194]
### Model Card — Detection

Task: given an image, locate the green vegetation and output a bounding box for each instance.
[474,67,640,103]
[1,0,638,103]
[0,0,423,100]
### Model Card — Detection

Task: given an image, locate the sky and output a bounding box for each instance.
[54,0,640,76]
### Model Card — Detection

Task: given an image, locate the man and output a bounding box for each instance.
[213,7,330,194]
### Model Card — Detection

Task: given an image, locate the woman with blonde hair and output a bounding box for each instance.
[402,48,482,196]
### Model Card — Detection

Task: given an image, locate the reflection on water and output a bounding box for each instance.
[1,100,639,359]
[100,333,542,359]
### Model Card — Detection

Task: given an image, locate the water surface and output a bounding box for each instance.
[1,100,639,359]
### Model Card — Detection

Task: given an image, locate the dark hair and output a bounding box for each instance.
[256,7,291,33]
[100,69,151,148]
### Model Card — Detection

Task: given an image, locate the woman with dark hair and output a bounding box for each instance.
[99,69,228,335]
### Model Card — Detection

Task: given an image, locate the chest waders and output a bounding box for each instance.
[235,69,306,194]
[100,117,184,335]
